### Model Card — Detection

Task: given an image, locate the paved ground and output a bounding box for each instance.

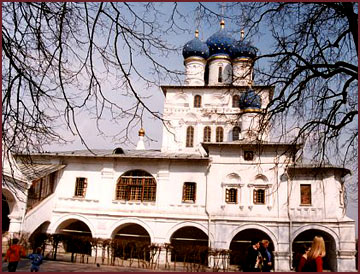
[1,258,181,272]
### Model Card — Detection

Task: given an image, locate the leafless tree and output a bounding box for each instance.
[211,2,358,202]
[2,2,189,157]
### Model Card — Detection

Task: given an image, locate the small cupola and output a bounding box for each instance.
[182,30,210,60]
[239,89,261,112]
[206,19,236,59]
[206,20,235,85]
[136,128,146,150]
[183,30,209,86]
[232,30,258,86]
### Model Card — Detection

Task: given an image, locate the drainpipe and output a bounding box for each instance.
[286,168,293,270]
[205,162,212,265]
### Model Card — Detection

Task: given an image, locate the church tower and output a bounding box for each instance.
[161,20,271,153]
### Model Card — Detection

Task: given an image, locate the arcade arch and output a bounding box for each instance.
[292,228,337,271]
[169,226,209,264]
[229,228,275,270]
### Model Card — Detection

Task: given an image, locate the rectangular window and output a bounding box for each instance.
[226,188,238,203]
[300,184,311,205]
[183,182,196,202]
[218,67,223,83]
[244,151,254,161]
[253,189,265,204]
[74,177,87,198]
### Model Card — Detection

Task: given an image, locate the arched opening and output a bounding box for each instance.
[229,228,274,271]
[232,126,240,141]
[170,226,208,265]
[292,229,337,271]
[112,223,151,261]
[29,222,50,253]
[55,219,93,257]
[2,194,10,232]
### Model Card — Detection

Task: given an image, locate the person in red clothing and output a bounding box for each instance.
[295,245,311,271]
[301,236,326,272]
[4,238,27,272]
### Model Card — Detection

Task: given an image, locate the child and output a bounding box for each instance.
[28,247,43,272]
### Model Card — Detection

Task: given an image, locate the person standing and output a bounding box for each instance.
[28,247,43,272]
[244,239,262,272]
[294,244,311,271]
[302,236,326,272]
[4,238,26,272]
[260,239,273,272]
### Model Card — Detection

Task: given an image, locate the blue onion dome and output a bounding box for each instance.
[206,20,236,58]
[231,30,258,59]
[239,89,261,110]
[182,30,210,60]
[232,40,257,59]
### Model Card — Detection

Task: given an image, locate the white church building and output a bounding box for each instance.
[2,20,356,271]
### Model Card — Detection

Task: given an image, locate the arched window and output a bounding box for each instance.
[203,126,211,142]
[218,67,223,83]
[232,126,241,141]
[116,170,156,202]
[232,95,240,108]
[216,127,224,142]
[194,95,201,108]
[186,126,194,147]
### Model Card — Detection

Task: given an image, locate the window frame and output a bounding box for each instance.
[194,95,202,108]
[182,182,196,203]
[186,126,194,147]
[300,184,312,205]
[203,126,211,142]
[218,66,223,83]
[74,177,88,198]
[232,126,240,141]
[232,95,240,108]
[116,170,156,202]
[216,127,224,142]
[244,150,254,161]
[225,188,238,204]
[253,188,265,205]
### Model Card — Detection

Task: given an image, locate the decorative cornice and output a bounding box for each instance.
[184,56,207,64]
[207,55,231,62]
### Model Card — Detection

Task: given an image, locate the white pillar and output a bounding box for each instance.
[208,57,232,86]
[233,58,253,86]
[184,57,206,86]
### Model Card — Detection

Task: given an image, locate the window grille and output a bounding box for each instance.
[216,127,224,142]
[225,188,238,203]
[183,182,196,202]
[253,189,265,204]
[116,170,156,202]
[194,95,202,108]
[74,177,87,197]
[233,126,240,141]
[203,126,211,142]
[186,126,194,147]
[300,184,311,205]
